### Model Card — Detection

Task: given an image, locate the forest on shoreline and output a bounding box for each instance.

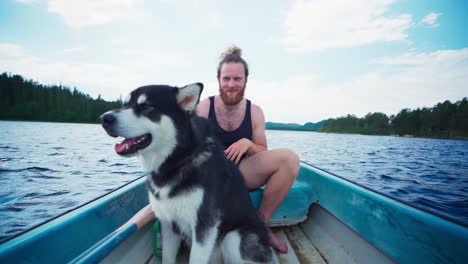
[268,97,468,139]
[0,73,121,123]
[1,72,467,139]
[267,98,467,139]
[322,101,467,139]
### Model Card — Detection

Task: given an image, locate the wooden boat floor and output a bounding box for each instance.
[146,226,326,264]
[108,204,394,264]
[275,226,326,264]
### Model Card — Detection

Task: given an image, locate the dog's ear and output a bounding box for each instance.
[177,83,204,112]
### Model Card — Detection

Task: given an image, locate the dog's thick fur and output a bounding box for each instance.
[101,84,277,263]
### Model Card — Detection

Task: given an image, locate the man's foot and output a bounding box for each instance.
[268,228,288,253]
[258,211,288,253]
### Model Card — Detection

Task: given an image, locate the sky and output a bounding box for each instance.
[0,0,467,124]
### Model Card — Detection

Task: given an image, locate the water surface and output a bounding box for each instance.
[0,121,467,242]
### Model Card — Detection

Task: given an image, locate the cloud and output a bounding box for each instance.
[246,76,325,123]
[1,56,143,101]
[420,12,441,27]
[283,0,412,52]
[122,49,192,67]
[2,43,466,124]
[247,48,468,123]
[15,0,40,4]
[0,43,26,57]
[62,47,84,53]
[0,43,194,101]
[374,48,466,66]
[47,0,141,29]
[350,49,468,112]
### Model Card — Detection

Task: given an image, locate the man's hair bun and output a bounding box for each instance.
[217,45,249,78]
[221,46,242,59]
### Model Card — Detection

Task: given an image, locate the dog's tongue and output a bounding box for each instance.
[115,138,138,154]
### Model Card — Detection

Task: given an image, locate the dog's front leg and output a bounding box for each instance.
[161,220,181,264]
[189,226,218,264]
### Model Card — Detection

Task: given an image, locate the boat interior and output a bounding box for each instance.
[101,203,394,264]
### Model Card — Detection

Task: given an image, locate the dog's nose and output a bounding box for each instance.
[100,113,116,126]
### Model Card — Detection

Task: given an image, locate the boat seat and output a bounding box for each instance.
[249,167,316,226]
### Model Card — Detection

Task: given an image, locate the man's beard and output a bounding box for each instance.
[219,85,245,106]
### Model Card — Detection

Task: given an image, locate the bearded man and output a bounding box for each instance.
[196,46,300,253]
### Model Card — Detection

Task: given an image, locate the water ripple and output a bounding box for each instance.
[0,167,59,173]
[0,122,467,243]
[110,163,126,167]
[269,130,468,227]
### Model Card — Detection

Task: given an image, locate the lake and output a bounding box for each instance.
[0,120,467,243]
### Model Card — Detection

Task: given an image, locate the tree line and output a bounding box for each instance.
[321,98,468,139]
[0,72,121,123]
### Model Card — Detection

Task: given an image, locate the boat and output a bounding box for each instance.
[1,162,467,263]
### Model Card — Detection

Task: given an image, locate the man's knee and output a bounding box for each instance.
[278,149,300,179]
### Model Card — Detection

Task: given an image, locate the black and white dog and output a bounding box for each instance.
[101,84,278,263]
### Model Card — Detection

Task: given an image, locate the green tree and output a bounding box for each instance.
[0,72,121,124]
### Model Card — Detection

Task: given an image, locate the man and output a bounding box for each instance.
[196,46,300,253]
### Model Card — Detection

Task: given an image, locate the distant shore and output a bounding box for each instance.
[1,119,466,140]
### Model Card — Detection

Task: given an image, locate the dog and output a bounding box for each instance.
[100,83,278,264]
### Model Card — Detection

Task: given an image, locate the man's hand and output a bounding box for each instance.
[225,138,251,165]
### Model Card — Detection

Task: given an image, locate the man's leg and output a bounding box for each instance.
[239,148,300,253]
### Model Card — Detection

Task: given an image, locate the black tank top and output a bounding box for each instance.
[208,96,253,149]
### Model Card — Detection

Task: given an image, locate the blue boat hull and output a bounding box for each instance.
[1,162,467,263]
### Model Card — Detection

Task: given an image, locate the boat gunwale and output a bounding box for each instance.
[2,161,467,263]
[302,161,468,228]
[0,173,148,245]
[302,161,468,264]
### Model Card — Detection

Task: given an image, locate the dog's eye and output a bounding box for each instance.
[140,103,153,110]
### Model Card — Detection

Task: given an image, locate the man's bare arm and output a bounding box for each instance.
[196,97,210,118]
[245,103,268,155]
